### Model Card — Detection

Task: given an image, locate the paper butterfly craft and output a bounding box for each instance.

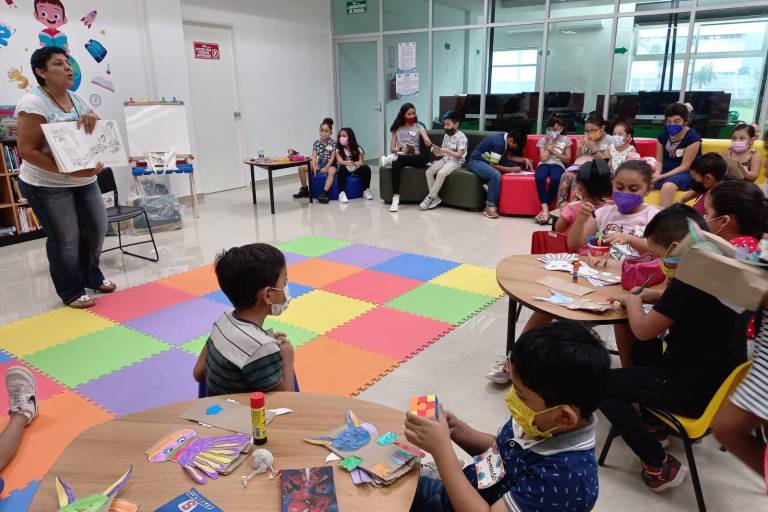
[147,427,251,484]
[56,466,133,512]
[305,410,372,451]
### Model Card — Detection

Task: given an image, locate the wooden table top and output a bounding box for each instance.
[30,393,417,511]
[244,158,310,169]
[496,254,663,324]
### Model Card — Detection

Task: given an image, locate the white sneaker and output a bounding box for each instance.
[484,358,510,384]
[339,191,349,203]
[381,154,397,166]
[389,194,400,212]
[364,189,373,200]
[6,366,37,425]
[427,197,442,210]
[420,196,433,210]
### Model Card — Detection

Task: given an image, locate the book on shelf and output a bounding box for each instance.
[2,144,20,172]
[0,105,17,141]
[16,206,41,234]
[10,176,25,203]
[0,226,16,237]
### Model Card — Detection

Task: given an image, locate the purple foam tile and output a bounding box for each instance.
[76,349,198,416]
[125,298,229,345]
[285,251,308,265]
[323,244,403,268]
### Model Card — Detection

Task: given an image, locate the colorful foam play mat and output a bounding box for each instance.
[0,236,501,507]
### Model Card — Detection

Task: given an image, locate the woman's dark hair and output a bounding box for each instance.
[320,117,334,131]
[644,203,707,248]
[510,321,609,417]
[584,111,606,128]
[545,114,565,130]
[506,128,527,157]
[613,120,635,146]
[338,127,363,162]
[215,243,285,309]
[709,180,768,239]
[615,159,653,185]
[389,102,416,133]
[690,152,727,181]
[577,159,612,200]
[30,46,68,86]
[664,102,693,123]
[731,122,755,139]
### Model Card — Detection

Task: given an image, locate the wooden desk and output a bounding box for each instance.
[497,254,662,353]
[244,158,311,214]
[30,392,417,511]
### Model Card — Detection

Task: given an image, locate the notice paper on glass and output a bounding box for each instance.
[40,120,129,173]
[398,42,416,71]
[396,73,419,96]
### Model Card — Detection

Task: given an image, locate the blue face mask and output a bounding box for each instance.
[546,130,560,139]
[666,124,684,136]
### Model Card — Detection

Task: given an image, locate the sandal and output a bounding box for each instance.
[534,211,549,224]
[68,295,95,309]
[96,280,117,293]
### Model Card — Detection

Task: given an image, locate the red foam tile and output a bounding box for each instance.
[89,282,196,322]
[323,269,422,304]
[0,361,66,405]
[327,307,453,360]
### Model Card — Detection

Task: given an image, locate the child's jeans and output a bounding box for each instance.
[467,159,501,206]
[535,164,565,206]
[410,464,454,512]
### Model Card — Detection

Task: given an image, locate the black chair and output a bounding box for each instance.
[97,167,159,262]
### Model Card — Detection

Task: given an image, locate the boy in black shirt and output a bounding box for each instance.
[602,204,748,492]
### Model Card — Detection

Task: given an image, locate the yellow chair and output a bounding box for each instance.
[701,139,766,185]
[598,361,752,512]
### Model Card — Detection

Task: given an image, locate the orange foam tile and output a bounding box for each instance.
[157,265,219,296]
[294,336,397,396]
[287,259,363,289]
[0,390,114,497]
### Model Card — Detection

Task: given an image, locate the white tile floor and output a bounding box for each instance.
[0,172,763,510]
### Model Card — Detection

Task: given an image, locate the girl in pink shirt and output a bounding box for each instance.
[557,159,613,254]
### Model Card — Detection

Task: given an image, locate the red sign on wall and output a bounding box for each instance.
[193,42,220,60]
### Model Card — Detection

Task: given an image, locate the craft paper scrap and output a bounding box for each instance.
[269,408,293,416]
[325,453,342,463]
[180,398,278,435]
[409,394,438,419]
[394,441,426,458]
[371,463,391,479]
[40,120,129,173]
[376,432,397,446]
[205,404,222,415]
[351,468,373,485]
[340,456,362,471]
[535,276,593,297]
[280,467,339,512]
[473,443,506,490]
[153,488,223,512]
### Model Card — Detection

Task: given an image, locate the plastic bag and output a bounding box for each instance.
[130,177,183,234]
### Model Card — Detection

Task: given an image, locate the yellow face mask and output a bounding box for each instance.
[505,387,561,440]
[658,243,680,280]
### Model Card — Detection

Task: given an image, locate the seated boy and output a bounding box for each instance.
[676,152,727,216]
[603,204,749,492]
[406,321,610,512]
[421,111,468,211]
[193,243,296,396]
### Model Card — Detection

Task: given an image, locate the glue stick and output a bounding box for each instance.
[572,258,580,283]
[251,392,267,445]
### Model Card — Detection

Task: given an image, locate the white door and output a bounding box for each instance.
[183,22,243,193]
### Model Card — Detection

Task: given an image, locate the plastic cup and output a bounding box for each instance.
[587,243,611,267]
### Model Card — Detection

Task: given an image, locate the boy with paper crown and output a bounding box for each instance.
[406,321,609,512]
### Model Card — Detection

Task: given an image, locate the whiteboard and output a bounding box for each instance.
[123,104,192,157]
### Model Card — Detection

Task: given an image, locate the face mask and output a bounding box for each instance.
[546,130,560,139]
[588,131,603,141]
[319,132,330,141]
[267,285,292,316]
[505,387,559,441]
[405,116,417,126]
[731,141,748,153]
[666,124,684,137]
[444,127,457,136]
[706,215,725,236]
[338,136,349,146]
[690,179,707,194]
[659,243,680,280]
[612,191,644,214]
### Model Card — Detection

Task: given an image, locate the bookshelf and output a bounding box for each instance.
[0,139,45,247]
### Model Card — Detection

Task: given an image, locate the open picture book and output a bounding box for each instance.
[41,120,129,173]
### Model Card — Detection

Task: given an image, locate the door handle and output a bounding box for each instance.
[373,102,382,112]
[233,111,241,118]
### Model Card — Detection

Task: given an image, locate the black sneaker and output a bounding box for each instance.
[293,187,309,199]
[318,191,330,204]
[641,453,687,493]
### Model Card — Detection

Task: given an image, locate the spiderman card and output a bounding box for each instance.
[280,466,339,512]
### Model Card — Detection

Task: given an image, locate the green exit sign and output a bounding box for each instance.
[347,0,367,14]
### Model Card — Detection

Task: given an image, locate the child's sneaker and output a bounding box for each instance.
[381,154,397,166]
[364,189,373,200]
[318,191,330,204]
[427,197,442,210]
[293,186,309,199]
[483,205,499,219]
[6,366,37,425]
[389,194,400,212]
[339,191,349,203]
[420,196,433,210]
[484,357,510,384]
[641,454,687,493]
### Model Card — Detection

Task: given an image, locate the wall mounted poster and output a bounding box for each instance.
[346,0,367,14]
[396,73,419,96]
[398,42,416,71]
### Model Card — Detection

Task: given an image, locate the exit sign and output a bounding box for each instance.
[346,0,367,14]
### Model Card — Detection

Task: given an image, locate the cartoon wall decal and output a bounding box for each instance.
[84,38,106,62]
[89,93,100,107]
[91,75,114,92]
[0,23,15,46]
[80,10,96,29]
[33,0,82,91]
[5,0,18,8]
[8,66,29,89]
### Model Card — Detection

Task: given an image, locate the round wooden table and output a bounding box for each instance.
[30,392,418,511]
[497,254,663,353]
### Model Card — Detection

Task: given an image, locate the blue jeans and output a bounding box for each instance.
[467,159,500,206]
[535,163,565,205]
[20,181,107,304]
[410,464,454,512]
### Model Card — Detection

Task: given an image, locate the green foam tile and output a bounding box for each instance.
[277,236,351,258]
[181,334,208,355]
[23,325,170,387]
[263,319,320,348]
[386,283,496,324]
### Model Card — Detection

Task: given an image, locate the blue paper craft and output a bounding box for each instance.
[205,404,222,415]
[304,410,371,451]
[376,432,397,446]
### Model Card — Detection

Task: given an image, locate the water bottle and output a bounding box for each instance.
[257,147,265,161]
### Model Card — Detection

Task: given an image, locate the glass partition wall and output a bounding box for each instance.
[332,0,768,144]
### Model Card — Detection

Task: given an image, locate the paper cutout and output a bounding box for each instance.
[56,465,132,512]
[339,456,362,471]
[280,467,339,512]
[34,0,82,91]
[304,410,372,451]
[533,295,612,312]
[473,443,506,489]
[376,432,397,445]
[7,67,28,90]
[180,398,278,435]
[350,468,372,485]
[393,441,426,458]
[409,394,438,419]
[370,464,391,479]
[205,404,222,415]
[147,427,251,484]
[0,23,13,47]
[91,75,115,92]
[535,276,593,297]
[81,11,97,29]
[325,453,341,463]
[270,407,293,416]
[85,39,107,62]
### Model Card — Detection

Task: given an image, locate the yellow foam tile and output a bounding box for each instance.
[276,290,374,334]
[0,308,115,357]
[430,264,502,298]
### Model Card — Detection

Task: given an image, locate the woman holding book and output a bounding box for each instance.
[14,46,115,309]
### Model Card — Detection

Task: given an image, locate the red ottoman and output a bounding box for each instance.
[633,137,657,158]
[498,173,542,216]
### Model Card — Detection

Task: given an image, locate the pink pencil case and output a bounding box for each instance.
[288,154,306,162]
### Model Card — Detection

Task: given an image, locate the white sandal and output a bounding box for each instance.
[68,295,95,309]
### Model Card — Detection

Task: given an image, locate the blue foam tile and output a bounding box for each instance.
[0,351,12,365]
[204,283,312,307]
[0,480,39,512]
[371,253,460,281]
[204,290,231,306]
[288,282,313,298]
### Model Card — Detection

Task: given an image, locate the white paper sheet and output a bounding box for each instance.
[395,73,419,96]
[41,120,128,173]
[398,42,416,71]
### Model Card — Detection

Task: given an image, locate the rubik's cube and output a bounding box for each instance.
[409,394,438,419]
